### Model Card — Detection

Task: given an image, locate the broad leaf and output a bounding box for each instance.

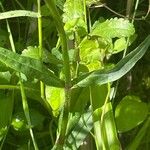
[0,47,64,87]
[115,95,148,133]
[73,35,150,87]
[91,18,135,38]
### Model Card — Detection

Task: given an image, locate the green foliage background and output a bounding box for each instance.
[0,0,149,150]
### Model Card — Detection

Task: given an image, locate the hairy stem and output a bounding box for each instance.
[44,0,71,149]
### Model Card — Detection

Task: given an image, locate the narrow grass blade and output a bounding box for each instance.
[0,10,39,20]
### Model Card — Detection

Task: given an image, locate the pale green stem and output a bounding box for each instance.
[44,0,71,149]
[123,0,140,57]
[19,78,39,150]
[37,0,45,99]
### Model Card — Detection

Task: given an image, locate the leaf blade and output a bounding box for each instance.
[0,47,64,87]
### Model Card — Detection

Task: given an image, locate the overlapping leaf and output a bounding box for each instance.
[0,47,64,87]
[65,108,93,149]
[73,35,150,87]
[63,0,87,38]
[91,18,135,38]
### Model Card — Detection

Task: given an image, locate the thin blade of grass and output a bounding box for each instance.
[0,10,39,20]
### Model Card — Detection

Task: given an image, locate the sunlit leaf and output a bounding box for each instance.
[46,86,65,116]
[63,0,87,38]
[91,18,135,38]
[115,95,148,132]
[113,37,127,53]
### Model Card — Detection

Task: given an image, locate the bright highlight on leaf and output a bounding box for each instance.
[46,86,65,116]
[91,18,135,38]
[115,95,148,133]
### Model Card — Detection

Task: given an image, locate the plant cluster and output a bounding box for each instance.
[0,0,150,150]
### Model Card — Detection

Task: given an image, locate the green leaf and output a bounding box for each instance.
[22,46,62,65]
[79,37,104,63]
[65,108,93,149]
[79,36,107,70]
[46,86,65,116]
[115,95,148,133]
[104,103,121,149]
[0,47,64,87]
[22,46,40,60]
[73,35,150,87]
[113,37,127,53]
[91,18,135,38]
[63,0,87,38]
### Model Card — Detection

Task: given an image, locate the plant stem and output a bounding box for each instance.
[19,78,39,150]
[37,0,45,99]
[44,0,71,149]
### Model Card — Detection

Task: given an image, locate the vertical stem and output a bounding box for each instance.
[123,0,140,57]
[83,0,88,32]
[19,78,39,150]
[44,0,71,149]
[37,0,45,99]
